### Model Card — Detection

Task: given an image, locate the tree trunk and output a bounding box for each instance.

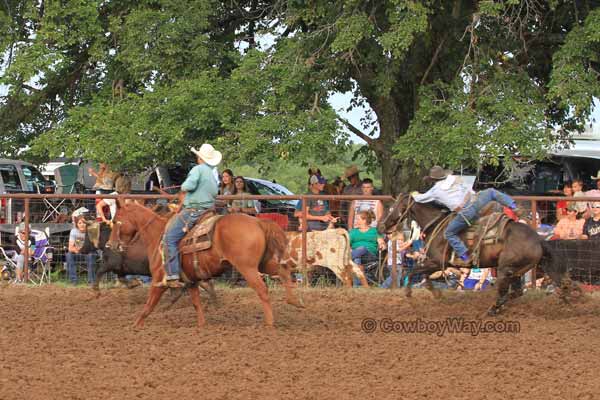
[370,91,426,196]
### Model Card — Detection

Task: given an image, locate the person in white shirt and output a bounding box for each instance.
[412,166,521,266]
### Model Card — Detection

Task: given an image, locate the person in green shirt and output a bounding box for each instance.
[349,210,385,285]
[159,144,222,288]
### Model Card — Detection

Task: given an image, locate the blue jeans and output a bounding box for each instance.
[352,246,376,286]
[444,189,516,257]
[66,252,96,284]
[163,208,203,278]
[381,264,403,288]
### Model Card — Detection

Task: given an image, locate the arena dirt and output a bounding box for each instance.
[1,285,599,400]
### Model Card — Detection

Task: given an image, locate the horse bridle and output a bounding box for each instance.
[384,194,415,234]
[106,213,159,252]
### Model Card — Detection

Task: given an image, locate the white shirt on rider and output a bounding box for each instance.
[412,175,474,211]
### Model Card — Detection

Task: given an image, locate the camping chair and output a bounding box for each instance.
[43,165,82,222]
[28,228,53,285]
[0,227,53,284]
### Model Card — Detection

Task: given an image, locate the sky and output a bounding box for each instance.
[329,92,600,144]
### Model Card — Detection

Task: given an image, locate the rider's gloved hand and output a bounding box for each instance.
[410,191,420,197]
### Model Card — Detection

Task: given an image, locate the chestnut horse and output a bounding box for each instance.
[378,194,575,315]
[108,202,303,328]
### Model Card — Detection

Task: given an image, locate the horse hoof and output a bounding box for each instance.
[487,307,499,317]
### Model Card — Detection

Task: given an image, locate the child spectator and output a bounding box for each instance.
[582,202,600,239]
[67,216,97,285]
[555,181,573,221]
[572,179,588,215]
[553,203,585,240]
[11,223,35,283]
[380,232,413,289]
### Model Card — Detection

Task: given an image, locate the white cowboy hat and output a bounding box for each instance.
[591,170,600,180]
[191,143,222,166]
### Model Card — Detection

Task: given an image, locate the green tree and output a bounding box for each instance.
[1,1,599,194]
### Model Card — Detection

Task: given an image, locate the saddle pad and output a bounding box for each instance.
[465,212,511,247]
[179,215,222,255]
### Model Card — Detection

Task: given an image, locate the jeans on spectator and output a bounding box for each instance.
[381,264,403,288]
[163,208,203,278]
[352,246,376,286]
[15,254,25,271]
[66,252,96,284]
[444,189,516,257]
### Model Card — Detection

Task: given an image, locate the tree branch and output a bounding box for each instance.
[420,35,447,85]
[337,116,375,146]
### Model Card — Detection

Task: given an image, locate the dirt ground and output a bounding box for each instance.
[1,284,599,400]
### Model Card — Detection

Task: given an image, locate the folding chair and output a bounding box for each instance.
[28,228,53,285]
[43,165,82,222]
[0,227,53,284]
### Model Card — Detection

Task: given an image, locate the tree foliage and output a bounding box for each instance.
[1,1,599,193]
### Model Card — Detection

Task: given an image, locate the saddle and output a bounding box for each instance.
[179,211,222,255]
[449,212,512,266]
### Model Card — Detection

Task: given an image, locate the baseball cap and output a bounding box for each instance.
[310,175,327,185]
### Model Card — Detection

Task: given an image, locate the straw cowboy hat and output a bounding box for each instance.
[426,165,452,181]
[591,170,600,180]
[344,165,360,179]
[191,143,222,166]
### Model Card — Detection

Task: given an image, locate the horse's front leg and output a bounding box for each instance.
[135,286,167,329]
[488,273,511,316]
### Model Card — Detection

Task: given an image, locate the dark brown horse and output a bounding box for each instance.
[108,202,303,328]
[378,194,574,315]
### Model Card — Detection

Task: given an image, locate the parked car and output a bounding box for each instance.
[0,159,55,223]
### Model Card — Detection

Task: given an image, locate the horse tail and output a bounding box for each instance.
[257,219,288,272]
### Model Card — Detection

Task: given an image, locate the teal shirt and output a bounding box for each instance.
[349,227,383,255]
[181,163,218,210]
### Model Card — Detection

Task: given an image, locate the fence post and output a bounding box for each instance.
[23,198,30,282]
[301,195,308,286]
[529,199,538,289]
[390,239,398,289]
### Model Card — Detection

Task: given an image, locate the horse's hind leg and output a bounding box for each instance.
[188,285,206,328]
[237,267,274,327]
[135,286,167,329]
[508,275,524,300]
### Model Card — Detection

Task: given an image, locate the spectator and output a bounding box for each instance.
[217,169,235,213]
[342,165,362,195]
[587,170,600,196]
[553,203,585,240]
[11,223,35,283]
[88,163,117,194]
[572,179,588,215]
[327,176,345,219]
[381,232,413,289]
[295,175,337,231]
[459,267,491,291]
[582,202,600,239]
[307,167,323,192]
[96,176,133,224]
[555,181,573,221]
[229,176,258,215]
[67,216,97,285]
[349,210,385,285]
[348,178,384,229]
